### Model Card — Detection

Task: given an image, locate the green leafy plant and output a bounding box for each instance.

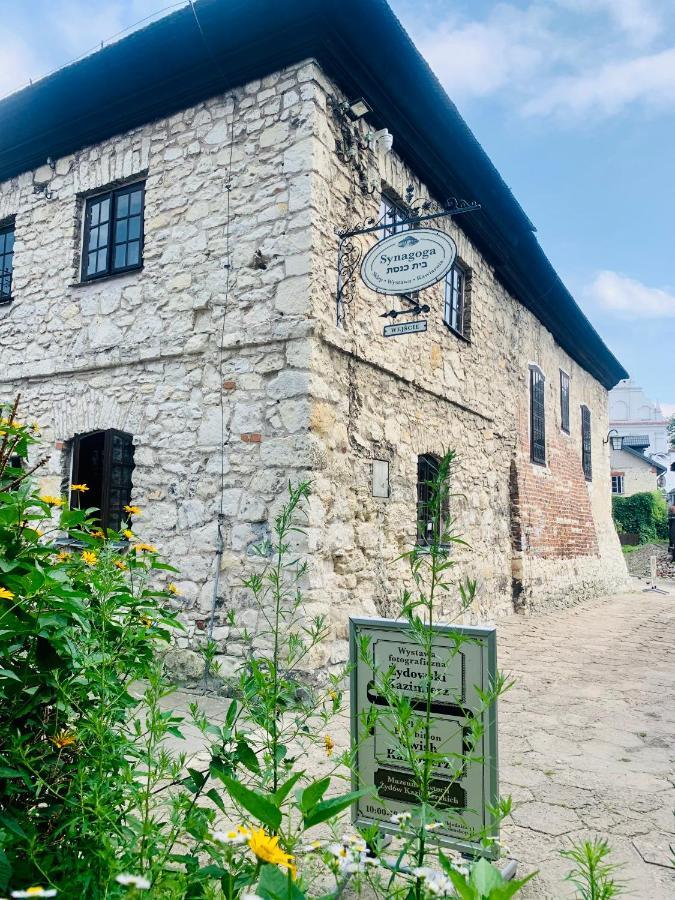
[561,838,625,899]
[612,491,668,543]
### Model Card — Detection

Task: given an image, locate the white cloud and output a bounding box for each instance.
[555,0,662,46]
[401,0,675,120]
[0,37,42,98]
[524,46,675,117]
[587,270,675,318]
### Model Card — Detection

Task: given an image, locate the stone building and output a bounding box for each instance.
[0,0,629,673]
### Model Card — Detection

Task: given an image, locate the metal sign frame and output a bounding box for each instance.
[335,189,480,327]
[349,616,499,859]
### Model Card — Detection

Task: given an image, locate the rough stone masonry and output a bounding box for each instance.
[0,57,628,676]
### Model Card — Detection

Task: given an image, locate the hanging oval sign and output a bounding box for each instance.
[360,227,457,295]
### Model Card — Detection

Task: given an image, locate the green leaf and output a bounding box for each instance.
[0,669,21,682]
[273,770,305,806]
[0,847,11,892]
[299,776,330,813]
[257,864,306,900]
[490,873,537,899]
[471,857,504,896]
[303,788,370,831]
[236,738,261,774]
[225,699,238,728]
[206,788,226,814]
[220,776,281,832]
[446,867,476,900]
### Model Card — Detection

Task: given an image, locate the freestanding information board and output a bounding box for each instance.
[349,617,499,858]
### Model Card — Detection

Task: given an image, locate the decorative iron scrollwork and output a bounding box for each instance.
[334,184,481,327]
[336,235,363,327]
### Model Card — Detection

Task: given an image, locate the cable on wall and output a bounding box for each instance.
[186,0,237,683]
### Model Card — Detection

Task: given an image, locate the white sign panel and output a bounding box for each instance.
[349,617,499,858]
[383,319,427,337]
[360,227,457,295]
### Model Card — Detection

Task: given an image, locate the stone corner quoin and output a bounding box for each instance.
[0,45,628,671]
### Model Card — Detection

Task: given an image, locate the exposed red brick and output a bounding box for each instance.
[240,433,262,443]
[55,440,64,450]
[222,380,236,390]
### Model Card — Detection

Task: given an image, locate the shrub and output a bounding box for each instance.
[612,491,668,543]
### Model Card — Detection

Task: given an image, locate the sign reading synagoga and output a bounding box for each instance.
[349,618,499,858]
[360,228,457,295]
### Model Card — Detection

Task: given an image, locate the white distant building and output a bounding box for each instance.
[609,379,675,494]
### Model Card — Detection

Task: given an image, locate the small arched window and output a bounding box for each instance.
[70,429,135,532]
[581,406,592,482]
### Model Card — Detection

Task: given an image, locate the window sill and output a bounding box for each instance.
[560,427,570,436]
[443,322,470,344]
[54,536,130,551]
[0,297,13,306]
[71,266,143,288]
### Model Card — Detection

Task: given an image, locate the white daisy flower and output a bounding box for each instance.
[298,839,328,853]
[114,874,151,890]
[390,810,412,825]
[241,895,264,900]
[11,890,58,898]
[211,826,250,845]
[424,821,443,831]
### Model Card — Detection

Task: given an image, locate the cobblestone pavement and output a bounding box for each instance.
[172,583,674,898]
[499,582,674,898]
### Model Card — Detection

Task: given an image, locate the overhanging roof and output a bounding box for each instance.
[0,0,628,388]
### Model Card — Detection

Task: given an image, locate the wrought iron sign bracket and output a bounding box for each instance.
[336,193,481,327]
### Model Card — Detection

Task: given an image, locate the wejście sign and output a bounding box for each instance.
[349,618,499,858]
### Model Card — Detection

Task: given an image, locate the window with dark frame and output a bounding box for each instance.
[70,429,135,532]
[380,193,419,305]
[417,453,440,546]
[581,405,592,481]
[529,366,546,466]
[0,222,15,303]
[82,182,145,281]
[611,474,624,494]
[443,263,466,336]
[560,370,570,433]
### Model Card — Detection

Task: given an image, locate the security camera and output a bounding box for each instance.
[367,128,393,154]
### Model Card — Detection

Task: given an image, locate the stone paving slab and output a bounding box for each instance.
[169,585,674,898]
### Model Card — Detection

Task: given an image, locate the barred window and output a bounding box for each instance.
[70,429,135,532]
[611,474,624,494]
[0,222,15,303]
[417,453,439,546]
[380,194,410,236]
[581,405,592,481]
[530,366,546,466]
[82,182,145,281]
[560,370,570,433]
[443,263,466,337]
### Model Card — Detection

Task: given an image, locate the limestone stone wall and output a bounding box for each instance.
[0,57,627,678]
[304,66,628,629]
[0,61,325,677]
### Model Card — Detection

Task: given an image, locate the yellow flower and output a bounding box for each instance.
[124,505,141,515]
[32,422,40,433]
[0,587,15,600]
[81,551,98,567]
[50,729,76,750]
[40,495,63,507]
[324,735,335,757]
[247,828,296,878]
[133,543,157,553]
[70,483,89,493]
[56,550,71,561]
[139,615,154,627]
[166,582,180,595]
[123,529,134,540]
[328,689,338,701]
[91,529,105,539]
[113,559,128,571]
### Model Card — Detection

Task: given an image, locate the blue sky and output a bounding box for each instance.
[1,0,673,412]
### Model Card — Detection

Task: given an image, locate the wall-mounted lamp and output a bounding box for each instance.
[604,429,623,449]
[346,97,372,121]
